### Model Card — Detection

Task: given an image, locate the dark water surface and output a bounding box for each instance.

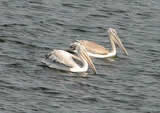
[0,0,160,113]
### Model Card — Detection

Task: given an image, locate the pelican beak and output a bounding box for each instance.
[109,28,128,56]
[81,48,97,74]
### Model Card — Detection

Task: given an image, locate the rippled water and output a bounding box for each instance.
[0,0,160,113]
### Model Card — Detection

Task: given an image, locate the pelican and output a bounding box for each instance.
[42,42,97,73]
[69,28,128,58]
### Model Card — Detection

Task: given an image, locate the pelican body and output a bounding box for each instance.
[42,42,96,73]
[70,28,128,58]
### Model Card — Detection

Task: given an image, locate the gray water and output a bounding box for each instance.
[0,0,160,113]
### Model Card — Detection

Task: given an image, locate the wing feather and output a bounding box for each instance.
[42,50,79,70]
[79,40,109,55]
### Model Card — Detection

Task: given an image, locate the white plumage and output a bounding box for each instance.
[69,28,128,58]
[42,43,96,73]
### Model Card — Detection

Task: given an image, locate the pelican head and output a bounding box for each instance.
[108,28,128,55]
[69,40,81,53]
[72,41,97,74]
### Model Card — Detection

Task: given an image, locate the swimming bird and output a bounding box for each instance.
[42,42,97,73]
[69,28,128,58]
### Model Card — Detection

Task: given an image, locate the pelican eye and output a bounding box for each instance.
[70,44,76,50]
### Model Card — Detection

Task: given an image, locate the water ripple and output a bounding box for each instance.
[0,0,160,113]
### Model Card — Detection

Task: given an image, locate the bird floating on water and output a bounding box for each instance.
[69,28,128,58]
[42,42,97,73]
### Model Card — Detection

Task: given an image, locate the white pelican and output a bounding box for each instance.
[69,28,128,58]
[42,42,97,73]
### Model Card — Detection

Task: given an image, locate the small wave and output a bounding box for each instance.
[0,23,27,27]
